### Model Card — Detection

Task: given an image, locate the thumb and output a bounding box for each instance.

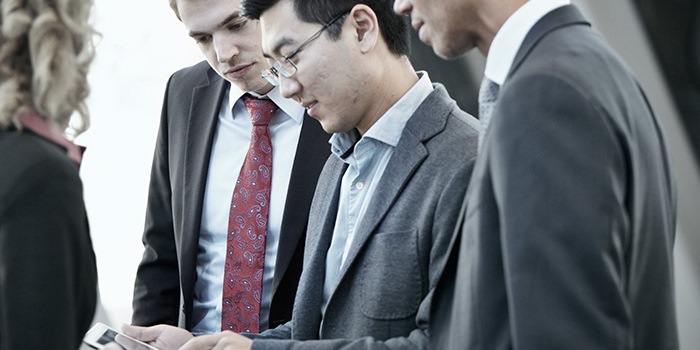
[121,324,160,342]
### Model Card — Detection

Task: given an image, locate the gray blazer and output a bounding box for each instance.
[431,5,679,349]
[252,84,480,349]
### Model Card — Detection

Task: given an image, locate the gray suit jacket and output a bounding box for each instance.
[251,84,480,349]
[431,5,678,349]
[132,61,330,330]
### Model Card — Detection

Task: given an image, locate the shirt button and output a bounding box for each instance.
[355,182,364,190]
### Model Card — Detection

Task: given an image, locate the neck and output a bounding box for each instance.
[356,56,418,135]
[478,0,528,55]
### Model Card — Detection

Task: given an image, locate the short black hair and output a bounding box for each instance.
[241,0,410,56]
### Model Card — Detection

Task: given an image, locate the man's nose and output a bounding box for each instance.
[278,74,301,100]
[214,35,240,63]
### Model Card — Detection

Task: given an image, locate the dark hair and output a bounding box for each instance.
[241,0,410,56]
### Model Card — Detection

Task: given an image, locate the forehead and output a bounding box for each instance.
[259,1,318,56]
[178,0,242,26]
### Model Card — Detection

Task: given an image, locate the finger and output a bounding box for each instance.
[179,333,221,350]
[102,342,126,350]
[121,324,160,343]
[115,333,156,350]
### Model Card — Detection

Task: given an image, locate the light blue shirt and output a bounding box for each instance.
[191,83,305,334]
[485,0,570,85]
[322,72,434,312]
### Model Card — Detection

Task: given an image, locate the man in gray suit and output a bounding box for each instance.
[394,0,679,349]
[120,0,479,348]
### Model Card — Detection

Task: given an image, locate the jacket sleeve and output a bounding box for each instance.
[131,76,181,326]
[492,73,632,348]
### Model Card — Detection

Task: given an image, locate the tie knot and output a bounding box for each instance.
[243,94,278,126]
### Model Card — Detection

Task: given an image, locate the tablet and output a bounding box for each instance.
[83,322,160,350]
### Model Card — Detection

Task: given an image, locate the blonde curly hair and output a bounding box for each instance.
[0,0,95,136]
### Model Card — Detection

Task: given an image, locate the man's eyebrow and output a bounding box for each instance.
[264,37,294,58]
[188,12,241,37]
[218,12,242,27]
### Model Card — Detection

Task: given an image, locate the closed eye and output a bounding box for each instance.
[227,18,249,32]
[193,35,211,44]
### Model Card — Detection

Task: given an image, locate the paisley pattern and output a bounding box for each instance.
[222,95,278,333]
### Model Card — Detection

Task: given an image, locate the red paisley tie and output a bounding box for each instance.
[221,94,278,333]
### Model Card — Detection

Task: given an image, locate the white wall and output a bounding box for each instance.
[79,0,201,326]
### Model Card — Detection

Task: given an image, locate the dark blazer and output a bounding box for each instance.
[431,5,678,350]
[0,128,97,350]
[252,84,480,349]
[131,61,330,330]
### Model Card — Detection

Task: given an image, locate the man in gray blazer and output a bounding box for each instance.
[120,0,479,349]
[395,0,679,349]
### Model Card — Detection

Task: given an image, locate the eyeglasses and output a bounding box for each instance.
[261,9,351,86]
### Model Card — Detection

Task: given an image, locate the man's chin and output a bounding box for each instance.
[432,41,472,61]
[229,80,274,96]
[416,33,459,60]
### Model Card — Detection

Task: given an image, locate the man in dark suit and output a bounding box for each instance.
[394,0,679,349]
[120,0,480,349]
[131,0,329,334]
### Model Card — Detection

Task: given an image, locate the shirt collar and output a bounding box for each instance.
[484,0,570,85]
[228,83,305,124]
[330,71,434,157]
[18,110,85,168]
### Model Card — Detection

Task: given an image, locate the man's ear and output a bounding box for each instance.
[349,4,379,54]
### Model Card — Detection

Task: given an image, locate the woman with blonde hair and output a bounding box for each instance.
[0,0,98,349]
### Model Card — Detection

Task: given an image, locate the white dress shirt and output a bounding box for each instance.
[485,0,571,85]
[191,83,305,334]
[321,72,434,313]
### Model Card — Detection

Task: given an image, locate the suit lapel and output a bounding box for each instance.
[272,115,329,292]
[295,157,346,338]
[331,85,453,295]
[335,133,427,282]
[181,70,227,326]
[509,5,589,81]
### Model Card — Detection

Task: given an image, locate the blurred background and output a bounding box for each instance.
[79,0,700,348]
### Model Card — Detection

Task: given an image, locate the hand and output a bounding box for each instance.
[119,324,194,350]
[102,342,126,350]
[178,331,253,350]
